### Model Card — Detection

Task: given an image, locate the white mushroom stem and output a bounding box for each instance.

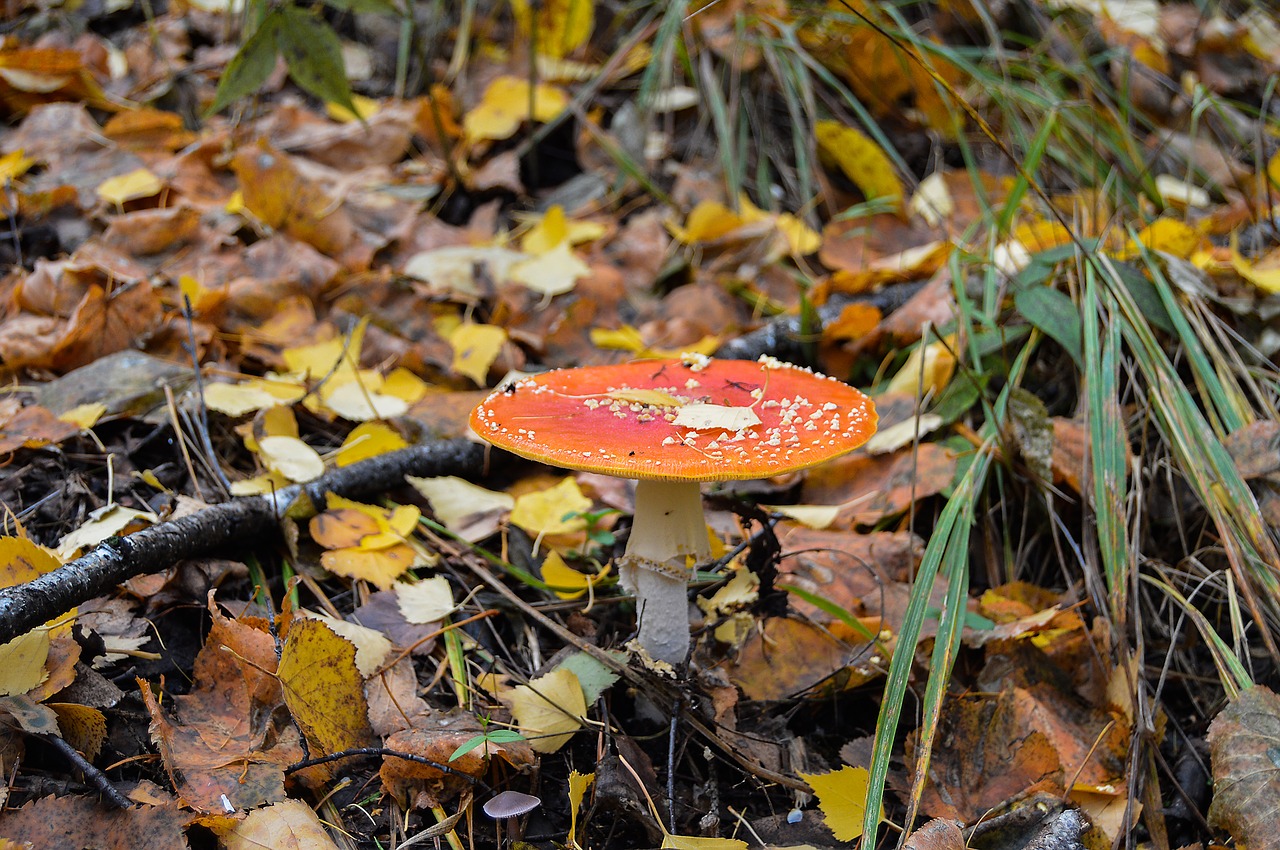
[618,478,710,665]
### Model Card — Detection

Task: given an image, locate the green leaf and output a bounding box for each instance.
[207,8,284,115]
[1015,286,1082,368]
[320,0,400,14]
[278,6,357,115]
[448,729,525,762]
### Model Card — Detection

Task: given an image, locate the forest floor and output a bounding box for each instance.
[0,1,1278,849]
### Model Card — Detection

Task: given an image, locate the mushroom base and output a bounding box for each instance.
[619,479,710,666]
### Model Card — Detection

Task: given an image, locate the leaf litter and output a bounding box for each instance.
[0,0,1276,847]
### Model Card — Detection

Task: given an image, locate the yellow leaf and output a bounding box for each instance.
[662,835,747,850]
[1230,233,1280,294]
[797,765,881,841]
[204,382,282,417]
[568,770,595,846]
[0,149,35,182]
[776,212,821,255]
[504,667,587,753]
[405,475,514,539]
[278,618,376,754]
[321,543,419,590]
[885,337,955,398]
[0,630,49,697]
[606,388,684,407]
[541,550,610,600]
[322,381,409,422]
[229,470,291,495]
[336,421,409,467]
[324,494,420,538]
[262,404,300,438]
[510,477,592,537]
[283,318,368,385]
[668,200,746,244]
[305,612,391,677]
[225,189,245,215]
[326,93,380,123]
[1126,217,1202,259]
[510,0,594,59]
[56,504,158,560]
[590,325,720,359]
[96,167,163,206]
[394,576,456,624]
[815,120,904,213]
[257,435,325,482]
[510,242,590,299]
[464,76,569,144]
[382,367,429,404]
[522,204,570,254]
[58,402,106,429]
[216,799,341,850]
[449,323,507,386]
[672,403,762,432]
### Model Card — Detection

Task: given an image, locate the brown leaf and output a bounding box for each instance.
[1209,685,1280,848]
[0,403,79,453]
[0,794,189,850]
[50,282,163,372]
[801,443,958,526]
[725,616,879,700]
[908,689,1065,821]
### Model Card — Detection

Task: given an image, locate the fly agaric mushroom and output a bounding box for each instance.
[469,354,877,665]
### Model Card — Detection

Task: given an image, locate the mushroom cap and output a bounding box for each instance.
[482,789,541,819]
[470,355,877,482]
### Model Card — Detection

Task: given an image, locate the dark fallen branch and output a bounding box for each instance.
[0,439,486,646]
[714,281,928,363]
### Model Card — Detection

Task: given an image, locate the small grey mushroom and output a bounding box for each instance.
[483,790,542,848]
[483,789,541,819]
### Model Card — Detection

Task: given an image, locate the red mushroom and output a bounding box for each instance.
[469,354,878,665]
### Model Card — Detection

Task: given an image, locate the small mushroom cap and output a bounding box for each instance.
[483,789,542,819]
[470,355,877,482]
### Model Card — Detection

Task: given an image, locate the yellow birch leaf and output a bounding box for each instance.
[382,367,428,404]
[541,550,611,600]
[510,0,594,59]
[662,835,748,850]
[667,200,746,243]
[326,94,380,123]
[405,475,514,537]
[336,421,409,467]
[776,212,821,255]
[1126,218,1203,259]
[450,323,507,386]
[522,204,570,254]
[510,477,592,536]
[217,799,342,850]
[606,388,683,407]
[504,667,587,753]
[305,612,391,677]
[322,382,409,422]
[229,470,291,495]
[0,630,50,697]
[509,242,590,299]
[258,435,325,483]
[815,120,904,213]
[568,770,595,845]
[465,76,569,143]
[1231,233,1280,294]
[321,543,418,591]
[590,325,720,359]
[56,504,158,560]
[885,338,956,398]
[58,402,106,429]
[278,618,376,754]
[96,167,163,206]
[204,382,281,417]
[0,149,35,182]
[797,766,881,841]
[283,318,368,385]
[394,576,455,624]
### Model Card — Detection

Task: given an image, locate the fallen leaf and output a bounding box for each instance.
[815,120,904,213]
[798,765,881,841]
[449,322,507,386]
[465,76,569,144]
[503,666,587,753]
[278,617,376,757]
[509,476,592,537]
[96,167,163,206]
[257,435,325,483]
[1208,685,1280,848]
[214,799,340,850]
[406,475,515,541]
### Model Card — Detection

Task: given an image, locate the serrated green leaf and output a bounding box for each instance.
[207,8,284,115]
[278,6,357,115]
[1015,286,1082,367]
